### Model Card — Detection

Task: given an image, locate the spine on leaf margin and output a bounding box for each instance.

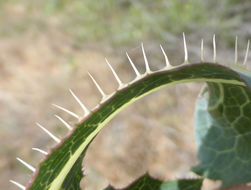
[10,36,251,190]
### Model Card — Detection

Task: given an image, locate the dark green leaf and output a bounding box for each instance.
[193,81,251,186]
[27,63,251,189]
[104,173,203,190]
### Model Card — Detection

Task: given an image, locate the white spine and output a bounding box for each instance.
[141,43,151,73]
[105,58,123,88]
[54,115,72,130]
[235,36,238,64]
[88,72,107,98]
[213,34,216,63]
[160,45,171,68]
[52,104,79,119]
[36,123,60,143]
[201,39,204,62]
[126,52,141,77]
[243,39,250,66]
[16,157,36,172]
[9,180,26,190]
[183,32,188,62]
[69,89,89,117]
[32,148,48,155]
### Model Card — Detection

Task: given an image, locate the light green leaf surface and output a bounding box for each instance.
[27,63,251,189]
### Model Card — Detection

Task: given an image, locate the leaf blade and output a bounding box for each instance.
[104,173,203,190]
[27,63,251,189]
[193,82,251,186]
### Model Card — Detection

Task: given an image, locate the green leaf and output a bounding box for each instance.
[160,179,203,190]
[104,173,203,190]
[232,66,251,88]
[27,63,251,189]
[193,78,251,187]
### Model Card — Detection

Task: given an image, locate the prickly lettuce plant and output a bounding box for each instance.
[11,34,251,190]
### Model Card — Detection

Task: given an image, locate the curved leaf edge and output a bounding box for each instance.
[26,62,251,189]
